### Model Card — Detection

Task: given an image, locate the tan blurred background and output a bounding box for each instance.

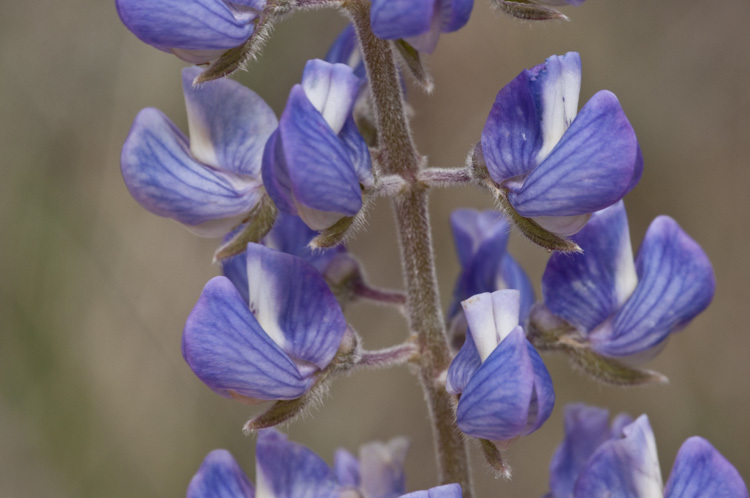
[1,1,749,496]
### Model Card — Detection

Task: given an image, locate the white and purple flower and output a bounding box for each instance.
[480,52,642,238]
[446,290,555,445]
[262,59,373,232]
[182,243,347,403]
[121,66,277,237]
[541,201,715,360]
[547,404,748,498]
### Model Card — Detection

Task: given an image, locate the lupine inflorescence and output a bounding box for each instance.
[117,0,746,496]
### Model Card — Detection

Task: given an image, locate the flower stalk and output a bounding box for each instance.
[346,0,473,493]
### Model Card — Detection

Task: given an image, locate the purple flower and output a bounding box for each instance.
[447,209,534,340]
[221,213,356,303]
[370,0,474,54]
[262,59,373,231]
[182,243,346,403]
[116,0,265,64]
[188,431,462,497]
[446,290,555,444]
[480,52,642,237]
[121,66,277,237]
[542,201,715,360]
[547,404,748,498]
[325,25,366,80]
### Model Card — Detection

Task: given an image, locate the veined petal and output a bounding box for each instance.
[245,244,346,371]
[440,0,474,32]
[573,415,663,498]
[255,430,340,497]
[592,216,715,357]
[359,438,409,498]
[665,437,748,498]
[301,60,361,135]
[481,70,543,183]
[339,116,374,189]
[401,484,463,498]
[370,0,435,41]
[542,202,637,333]
[187,449,255,498]
[182,277,312,402]
[529,52,582,163]
[462,291,521,362]
[548,404,613,498]
[182,67,277,177]
[261,130,296,215]
[499,255,536,323]
[455,327,535,442]
[510,90,639,217]
[450,209,509,268]
[523,342,555,435]
[222,250,250,303]
[116,0,257,55]
[121,108,261,237]
[278,86,362,220]
[446,329,481,395]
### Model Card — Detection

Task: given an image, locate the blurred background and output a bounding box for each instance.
[1,0,749,496]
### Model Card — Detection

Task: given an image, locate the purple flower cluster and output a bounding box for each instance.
[188,430,462,497]
[547,404,747,498]
[115,1,745,496]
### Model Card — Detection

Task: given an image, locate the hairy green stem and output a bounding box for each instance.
[346,1,473,494]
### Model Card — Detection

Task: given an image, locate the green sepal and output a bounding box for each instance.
[393,39,434,93]
[310,215,357,249]
[479,439,512,480]
[213,193,277,262]
[491,0,568,21]
[528,305,668,387]
[194,14,275,84]
[564,346,668,387]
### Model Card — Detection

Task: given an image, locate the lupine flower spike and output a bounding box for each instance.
[546,404,748,498]
[476,52,642,251]
[531,201,715,385]
[121,67,277,238]
[447,290,555,458]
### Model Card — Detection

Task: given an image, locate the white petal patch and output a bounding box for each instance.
[614,222,638,308]
[246,251,287,350]
[462,293,498,363]
[536,53,582,163]
[301,61,359,135]
[491,290,521,343]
